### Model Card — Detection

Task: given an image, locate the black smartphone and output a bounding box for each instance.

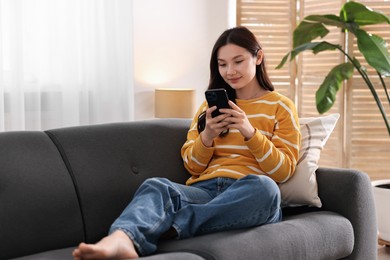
[205,88,230,118]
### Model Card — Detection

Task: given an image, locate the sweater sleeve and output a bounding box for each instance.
[181,102,215,176]
[245,98,301,183]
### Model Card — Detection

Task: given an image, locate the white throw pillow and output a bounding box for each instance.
[279,113,340,208]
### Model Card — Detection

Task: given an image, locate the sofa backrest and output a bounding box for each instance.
[45,119,191,244]
[0,132,84,259]
[0,119,191,259]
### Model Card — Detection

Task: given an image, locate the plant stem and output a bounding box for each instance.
[377,71,390,106]
[359,70,390,135]
[335,46,390,135]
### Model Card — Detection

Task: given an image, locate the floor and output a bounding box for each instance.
[378,245,390,260]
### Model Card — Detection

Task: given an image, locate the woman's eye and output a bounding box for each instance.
[235,60,244,64]
[218,63,226,67]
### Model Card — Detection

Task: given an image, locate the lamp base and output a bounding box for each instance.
[379,237,390,247]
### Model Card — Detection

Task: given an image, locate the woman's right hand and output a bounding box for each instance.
[200,106,230,147]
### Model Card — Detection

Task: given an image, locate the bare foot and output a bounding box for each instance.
[72,230,139,260]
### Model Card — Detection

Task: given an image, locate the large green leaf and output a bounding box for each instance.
[316,63,355,114]
[276,42,339,69]
[340,1,390,25]
[305,14,346,28]
[293,20,329,48]
[355,29,390,76]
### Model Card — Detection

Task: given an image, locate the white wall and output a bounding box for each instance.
[133,0,235,120]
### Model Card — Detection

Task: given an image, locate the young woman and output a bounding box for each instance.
[73,26,301,260]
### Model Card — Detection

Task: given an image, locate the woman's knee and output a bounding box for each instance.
[142,177,175,187]
[137,177,176,194]
[143,177,166,184]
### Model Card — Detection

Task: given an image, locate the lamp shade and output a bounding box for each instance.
[155,88,196,118]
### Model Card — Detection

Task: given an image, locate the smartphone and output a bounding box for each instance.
[205,88,230,118]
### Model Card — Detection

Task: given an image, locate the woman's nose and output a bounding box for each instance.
[227,65,236,75]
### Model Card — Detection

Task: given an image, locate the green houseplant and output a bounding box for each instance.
[277,1,390,135]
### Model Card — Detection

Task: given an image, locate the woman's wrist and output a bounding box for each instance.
[200,131,214,147]
[244,127,256,141]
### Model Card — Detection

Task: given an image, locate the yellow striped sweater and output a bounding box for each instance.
[181,91,301,185]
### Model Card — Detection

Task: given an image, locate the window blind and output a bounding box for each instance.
[237,0,390,180]
[299,0,345,168]
[237,0,297,100]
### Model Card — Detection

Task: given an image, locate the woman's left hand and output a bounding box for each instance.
[220,101,256,140]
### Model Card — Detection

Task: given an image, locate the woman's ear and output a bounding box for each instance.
[256,50,263,65]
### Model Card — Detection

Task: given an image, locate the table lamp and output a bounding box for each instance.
[155,88,196,118]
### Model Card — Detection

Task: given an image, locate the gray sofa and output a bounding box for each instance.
[0,119,377,260]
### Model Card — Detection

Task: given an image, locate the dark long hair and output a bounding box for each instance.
[197,26,274,134]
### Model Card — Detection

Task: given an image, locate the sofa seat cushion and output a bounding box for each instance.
[10,248,75,260]
[157,211,354,260]
[11,247,205,260]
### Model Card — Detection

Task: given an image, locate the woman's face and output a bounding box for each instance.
[217,43,261,91]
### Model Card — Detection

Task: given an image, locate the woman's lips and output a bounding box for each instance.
[229,77,240,84]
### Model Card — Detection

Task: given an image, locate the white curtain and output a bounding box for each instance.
[0,0,134,131]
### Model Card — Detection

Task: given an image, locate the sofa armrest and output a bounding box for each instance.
[316,167,377,260]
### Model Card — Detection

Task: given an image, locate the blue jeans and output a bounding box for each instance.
[109,174,282,256]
